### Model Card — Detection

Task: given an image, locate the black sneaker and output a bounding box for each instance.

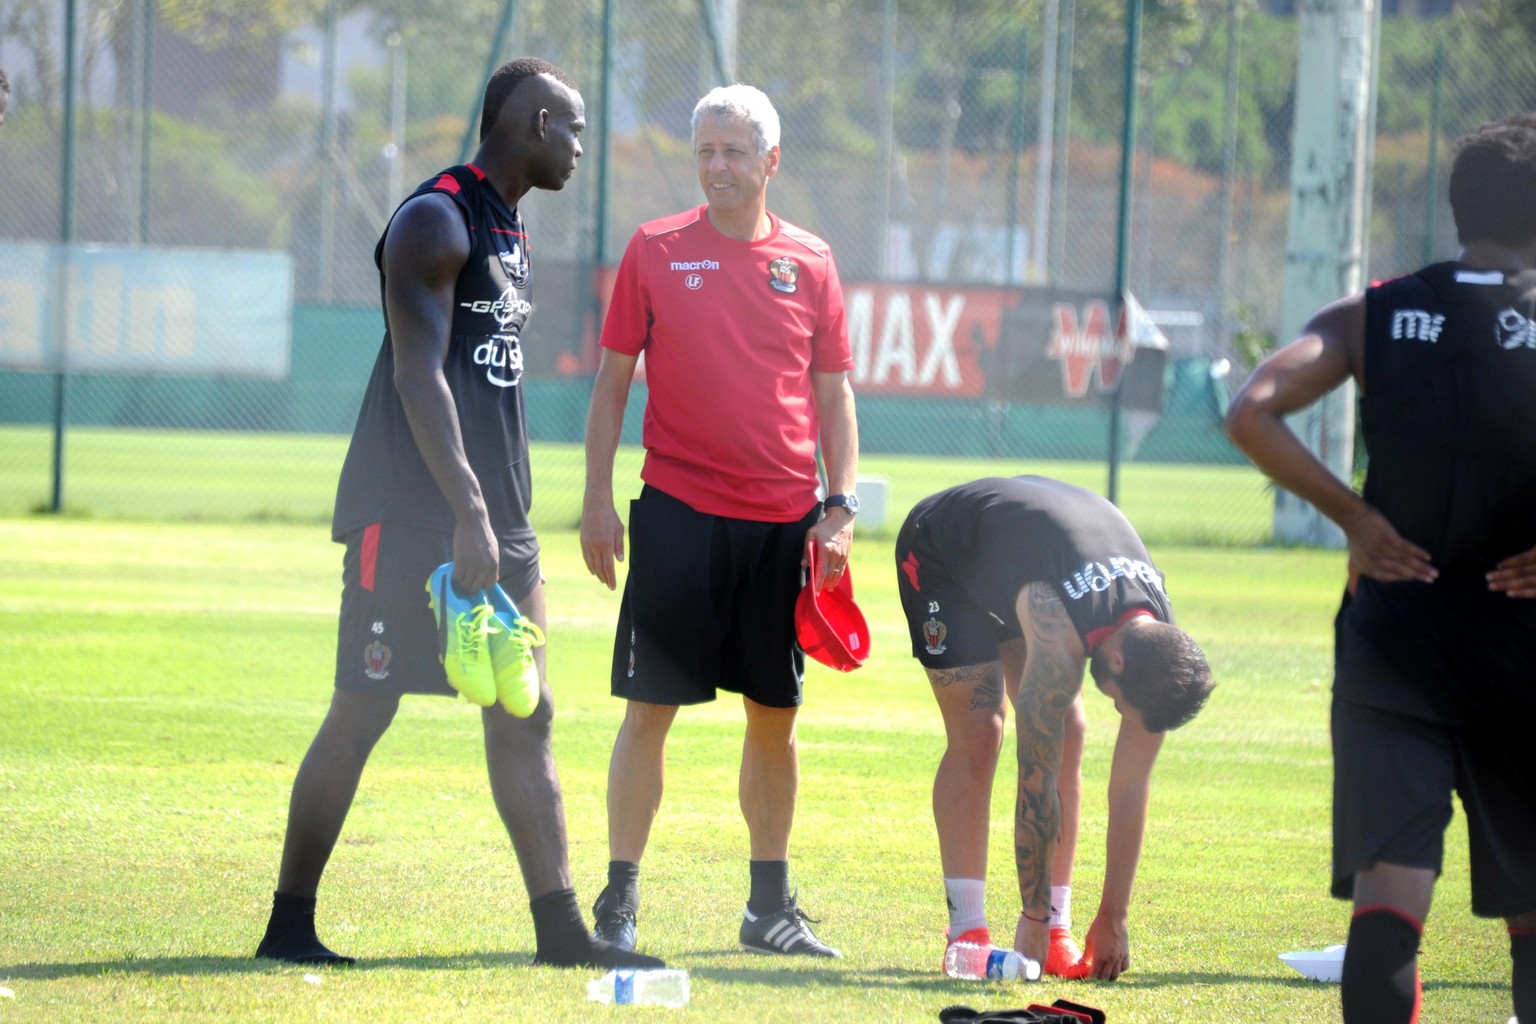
[592,888,637,953]
[739,900,842,958]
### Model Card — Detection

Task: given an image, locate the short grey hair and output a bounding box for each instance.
[691,84,780,155]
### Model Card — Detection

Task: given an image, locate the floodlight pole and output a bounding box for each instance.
[697,0,734,85]
[1005,36,1027,285]
[1047,0,1076,285]
[1423,40,1444,264]
[137,0,155,245]
[1106,0,1142,506]
[595,0,615,267]
[1215,0,1242,357]
[1272,0,1379,547]
[877,0,896,276]
[459,0,518,164]
[316,0,339,302]
[1030,0,1058,283]
[50,0,82,514]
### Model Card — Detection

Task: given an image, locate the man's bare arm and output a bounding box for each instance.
[1225,294,1434,585]
[384,192,497,592]
[1078,716,1164,980]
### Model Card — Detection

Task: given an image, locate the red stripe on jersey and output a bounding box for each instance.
[1084,607,1156,653]
[466,163,487,180]
[360,523,381,592]
[432,172,461,195]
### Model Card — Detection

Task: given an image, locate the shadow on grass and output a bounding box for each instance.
[2,956,1509,999]
[3,953,943,989]
[1122,970,1507,994]
[1,952,531,980]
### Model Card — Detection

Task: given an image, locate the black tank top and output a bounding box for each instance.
[1360,261,1536,575]
[910,475,1173,649]
[332,165,535,547]
[1337,262,1536,719]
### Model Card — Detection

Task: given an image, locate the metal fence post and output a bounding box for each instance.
[1107,0,1142,506]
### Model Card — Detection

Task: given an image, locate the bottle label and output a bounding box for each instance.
[615,970,634,1004]
[985,950,1006,979]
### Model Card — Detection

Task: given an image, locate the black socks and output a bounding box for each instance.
[604,860,641,916]
[255,891,355,966]
[1512,927,1536,1023]
[1342,907,1421,1024]
[530,888,664,969]
[747,859,791,917]
[256,888,664,969]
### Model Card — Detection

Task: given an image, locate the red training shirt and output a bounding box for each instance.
[600,205,853,521]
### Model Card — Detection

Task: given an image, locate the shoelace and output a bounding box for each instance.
[503,617,546,652]
[455,604,501,663]
[782,906,822,930]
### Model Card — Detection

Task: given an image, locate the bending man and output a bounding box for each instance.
[895,474,1213,975]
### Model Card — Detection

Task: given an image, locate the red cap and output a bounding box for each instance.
[795,547,871,672]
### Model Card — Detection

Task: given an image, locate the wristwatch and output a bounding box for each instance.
[823,493,860,516]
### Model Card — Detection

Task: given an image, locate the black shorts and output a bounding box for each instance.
[611,486,815,708]
[894,508,1020,669]
[1331,696,1536,918]
[335,521,541,698]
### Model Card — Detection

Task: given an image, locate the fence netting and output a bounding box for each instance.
[1,0,1532,545]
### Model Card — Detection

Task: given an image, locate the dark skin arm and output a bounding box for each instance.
[1224,294,1436,588]
[382,192,499,593]
[1227,272,1536,596]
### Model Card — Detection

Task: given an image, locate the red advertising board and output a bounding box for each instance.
[580,270,1165,409]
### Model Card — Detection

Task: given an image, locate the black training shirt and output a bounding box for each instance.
[332,165,536,549]
[907,475,1172,650]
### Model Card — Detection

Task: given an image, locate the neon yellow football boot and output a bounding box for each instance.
[425,562,500,707]
[485,582,545,718]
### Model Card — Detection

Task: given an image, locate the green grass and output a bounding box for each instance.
[0,517,1518,1023]
[0,425,1275,546]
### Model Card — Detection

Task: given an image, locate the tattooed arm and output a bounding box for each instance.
[1009,581,1089,966]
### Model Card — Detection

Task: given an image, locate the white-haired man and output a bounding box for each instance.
[580,84,859,958]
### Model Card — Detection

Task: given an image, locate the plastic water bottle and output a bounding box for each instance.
[586,968,691,1007]
[943,942,1042,981]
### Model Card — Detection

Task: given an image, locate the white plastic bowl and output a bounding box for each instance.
[1279,944,1346,983]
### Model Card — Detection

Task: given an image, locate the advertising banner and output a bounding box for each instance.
[0,241,293,379]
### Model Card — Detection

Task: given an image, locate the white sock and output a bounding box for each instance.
[1049,885,1072,931]
[943,877,988,938]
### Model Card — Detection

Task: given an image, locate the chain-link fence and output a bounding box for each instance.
[2,0,1532,545]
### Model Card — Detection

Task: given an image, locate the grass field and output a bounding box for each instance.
[0,426,1275,547]
[0,512,1519,1023]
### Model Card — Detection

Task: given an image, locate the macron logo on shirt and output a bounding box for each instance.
[670,260,720,271]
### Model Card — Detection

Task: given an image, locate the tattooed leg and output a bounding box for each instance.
[929,661,1006,880]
